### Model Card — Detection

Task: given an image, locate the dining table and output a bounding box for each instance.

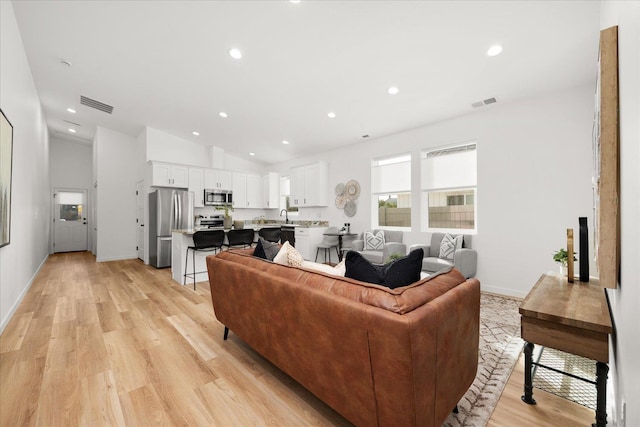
[322,229,358,261]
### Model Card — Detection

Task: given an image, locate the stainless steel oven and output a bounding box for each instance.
[204,189,232,206]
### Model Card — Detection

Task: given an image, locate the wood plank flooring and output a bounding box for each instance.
[0,252,595,426]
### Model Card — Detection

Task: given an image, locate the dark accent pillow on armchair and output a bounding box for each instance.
[345,248,423,289]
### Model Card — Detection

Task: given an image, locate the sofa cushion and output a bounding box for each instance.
[358,250,384,264]
[345,249,423,289]
[273,241,304,267]
[364,230,385,250]
[439,233,463,261]
[253,237,280,261]
[422,256,454,273]
[301,260,346,276]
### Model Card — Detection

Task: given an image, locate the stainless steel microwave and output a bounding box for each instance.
[204,189,232,206]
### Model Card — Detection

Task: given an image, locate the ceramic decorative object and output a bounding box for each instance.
[344,200,357,217]
[345,180,361,200]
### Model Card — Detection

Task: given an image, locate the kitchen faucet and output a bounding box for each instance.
[280,209,289,224]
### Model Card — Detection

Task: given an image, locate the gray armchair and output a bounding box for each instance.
[410,232,477,278]
[351,229,406,264]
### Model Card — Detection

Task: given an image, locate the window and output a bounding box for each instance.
[371,153,411,228]
[421,142,477,231]
[279,176,298,214]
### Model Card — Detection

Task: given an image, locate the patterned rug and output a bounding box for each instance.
[443,293,524,427]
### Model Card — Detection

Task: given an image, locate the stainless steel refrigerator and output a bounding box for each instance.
[149,188,194,268]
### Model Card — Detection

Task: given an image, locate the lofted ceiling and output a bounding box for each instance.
[11,0,600,165]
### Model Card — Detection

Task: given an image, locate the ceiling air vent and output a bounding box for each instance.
[80,95,114,114]
[471,97,498,108]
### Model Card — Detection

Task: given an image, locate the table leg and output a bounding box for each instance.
[521,341,537,404]
[593,362,608,427]
[337,235,343,261]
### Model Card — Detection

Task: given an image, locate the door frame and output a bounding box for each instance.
[52,187,90,253]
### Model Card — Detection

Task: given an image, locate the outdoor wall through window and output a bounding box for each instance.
[421,142,477,232]
[371,153,411,228]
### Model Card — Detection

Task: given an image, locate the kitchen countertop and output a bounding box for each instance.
[173,221,328,236]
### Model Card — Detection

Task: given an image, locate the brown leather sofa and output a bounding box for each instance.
[207,249,480,427]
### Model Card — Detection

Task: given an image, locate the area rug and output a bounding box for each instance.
[443,293,524,427]
[532,347,596,410]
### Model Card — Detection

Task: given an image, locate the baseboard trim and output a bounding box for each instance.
[96,254,137,262]
[481,285,528,299]
[0,254,49,335]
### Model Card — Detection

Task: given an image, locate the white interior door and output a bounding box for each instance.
[136,180,145,260]
[54,189,88,253]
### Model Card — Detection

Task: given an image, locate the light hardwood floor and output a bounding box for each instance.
[0,252,595,426]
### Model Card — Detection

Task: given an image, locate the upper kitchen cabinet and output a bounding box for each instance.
[290,161,328,207]
[232,172,263,209]
[263,172,280,209]
[188,167,205,207]
[149,161,189,188]
[204,169,232,191]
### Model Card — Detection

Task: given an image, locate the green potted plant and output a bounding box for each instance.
[553,248,577,276]
[216,204,234,229]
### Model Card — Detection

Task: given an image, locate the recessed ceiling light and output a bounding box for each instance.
[387,86,399,95]
[487,45,503,56]
[68,128,76,133]
[67,108,76,114]
[228,48,242,59]
[290,0,301,3]
[219,112,228,118]
[192,131,200,136]
[282,140,290,145]
[327,112,336,118]
[249,152,255,156]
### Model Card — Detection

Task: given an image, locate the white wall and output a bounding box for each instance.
[269,84,595,298]
[0,1,50,333]
[145,126,210,167]
[600,2,640,426]
[95,126,137,261]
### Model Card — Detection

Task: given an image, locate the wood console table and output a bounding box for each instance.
[519,273,612,427]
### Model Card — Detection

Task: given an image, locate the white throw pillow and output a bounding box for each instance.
[439,234,463,261]
[333,259,346,276]
[273,241,305,267]
[364,231,385,250]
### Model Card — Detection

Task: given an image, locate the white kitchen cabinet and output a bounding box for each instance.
[188,168,205,207]
[150,161,189,188]
[204,169,232,191]
[263,172,280,209]
[246,174,262,208]
[289,161,328,207]
[232,172,262,208]
[294,227,328,261]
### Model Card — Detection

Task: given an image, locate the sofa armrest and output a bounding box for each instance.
[454,248,477,278]
[351,239,364,251]
[382,242,407,263]
[409,244,430,258]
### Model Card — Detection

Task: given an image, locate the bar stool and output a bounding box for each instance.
[258,227,281,243]
[184,230,225,290]
[315,226,340,264]
[224,228,256,249]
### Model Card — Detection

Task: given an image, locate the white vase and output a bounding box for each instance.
[560,265,568,277]
[223,216,232,229]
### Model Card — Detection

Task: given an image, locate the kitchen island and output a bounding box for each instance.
[171,222,329,286]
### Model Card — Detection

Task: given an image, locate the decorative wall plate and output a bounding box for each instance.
[345,180,361,200]
[335,183,345,196]
[344,200,357,217]
[335,195,347,209]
